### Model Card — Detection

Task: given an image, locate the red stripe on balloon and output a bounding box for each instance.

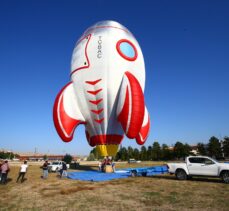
[70,34,91,77]
[85,79,101,85]
[87,88,102,95]
[89,134,124,146]
[89,98,103,105]
[94,118,104,124]
[91,108,104,115]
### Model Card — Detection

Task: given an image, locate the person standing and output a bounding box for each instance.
[98,161,102,171]
[111,159,116,172]
[61,162,68,178]
[42,160,49,179]
[16,161,28,183]
[0,160,3,182]
[0,160,10,184]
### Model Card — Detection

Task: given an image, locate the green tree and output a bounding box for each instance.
[0,151,7,159]
[184,143,192,156]
[43,154,48,160]
[207,136,222,159]
[62,154,73,164]
[87,153,95,161]
[133,148,140,160]
[147,146,152,160]
[127,146,134,159]
[152,142,161,160]
[161,144,172,160]
[0,151,14,159]
[115,151,121,161]
[118,147,128,161]
[174,142,186,159]
[140,146,147,161]
[223,137,229,158]
[14,154,20,159]
[197,143,207,155]
[90,148,100,160]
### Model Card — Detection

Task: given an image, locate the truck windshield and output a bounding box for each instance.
[52,162,59,165]
[211,158,219,163]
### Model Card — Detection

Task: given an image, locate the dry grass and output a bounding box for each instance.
[0,161,228,211]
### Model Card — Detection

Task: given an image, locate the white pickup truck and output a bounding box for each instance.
[167,156,229,183]
[48,161,70,172]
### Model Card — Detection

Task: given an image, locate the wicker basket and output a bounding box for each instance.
[105,165,113,173]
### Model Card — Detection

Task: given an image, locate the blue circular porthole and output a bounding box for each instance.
[116,39,137,61]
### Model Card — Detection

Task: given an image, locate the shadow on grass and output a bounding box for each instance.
[16,178,28,183]
[1,178,13,184]
[148,175,223,184]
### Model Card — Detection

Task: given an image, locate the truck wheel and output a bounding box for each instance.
[221,171,229,184]
[187,175,192,180]
[175,169,187,180]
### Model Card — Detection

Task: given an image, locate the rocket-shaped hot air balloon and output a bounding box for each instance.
[53,21,150,156]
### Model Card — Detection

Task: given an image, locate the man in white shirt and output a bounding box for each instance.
[16,161,28,183]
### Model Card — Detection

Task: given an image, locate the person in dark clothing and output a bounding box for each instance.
[60,162,68,178]
[42,161,49,179]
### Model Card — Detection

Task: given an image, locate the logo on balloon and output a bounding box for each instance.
[97,36,102,59]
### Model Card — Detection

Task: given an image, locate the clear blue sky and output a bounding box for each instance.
[0,0,228,155]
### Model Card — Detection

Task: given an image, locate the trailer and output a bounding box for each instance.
[116,165,168,177]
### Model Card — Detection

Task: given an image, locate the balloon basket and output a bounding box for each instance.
[105,165,113,173]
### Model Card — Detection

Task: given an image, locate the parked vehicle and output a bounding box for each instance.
[128,159,137,163]
[48,161,70,172]
[167,156,229,183]
[128,159,141,163]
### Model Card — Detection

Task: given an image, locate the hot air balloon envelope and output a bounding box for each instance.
[53,20,150,156]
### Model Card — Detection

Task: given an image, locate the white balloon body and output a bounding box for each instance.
[53,21,150,156]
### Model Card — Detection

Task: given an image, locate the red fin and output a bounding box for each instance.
[53,82,85,142]
[136,113,150,145]
[118,72,145,138]
[118,87,130,132]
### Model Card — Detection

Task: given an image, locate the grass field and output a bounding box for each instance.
[0,161,228,211]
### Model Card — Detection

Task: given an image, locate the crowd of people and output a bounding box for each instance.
[1,157,116,184]
[0,159,68,184]
[41,160,68,179]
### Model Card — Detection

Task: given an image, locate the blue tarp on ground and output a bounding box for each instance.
[67,165,168,182]
[67,170,131,182]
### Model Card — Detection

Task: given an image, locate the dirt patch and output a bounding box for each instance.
[60,186,95,195]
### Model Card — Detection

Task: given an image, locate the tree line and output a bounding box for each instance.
[0,151,19,160]
[88,136,229,161]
